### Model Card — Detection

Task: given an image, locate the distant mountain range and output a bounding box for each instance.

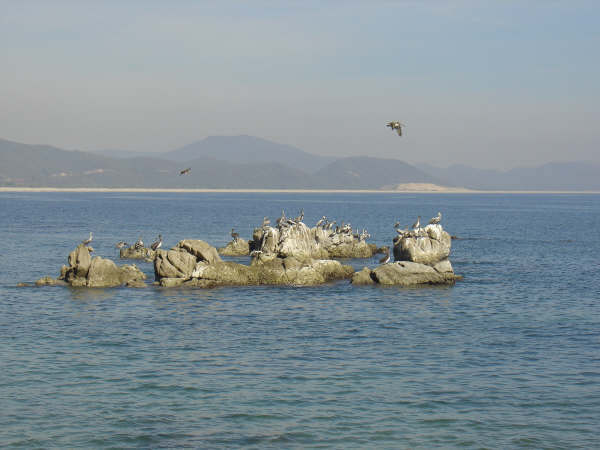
[1,136,598,190]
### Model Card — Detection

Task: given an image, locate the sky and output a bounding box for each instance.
[1,0,599,169]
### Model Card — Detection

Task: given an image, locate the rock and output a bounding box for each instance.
[433,258,453,274]
[16,282,31,287]
[176,240,222,264]
[393,224,451,265]
[159,277,186,287]
[120,246,156,260]
[67,244,92,279]
[313,227,378,258]
[86,257,122,287]
[218,238,250,256]
[154,248,198,279]
[351,267,376,285]
[126,280,147,288]
[34,276,67,286]
[119,264,147,284]
[372,261,457,286]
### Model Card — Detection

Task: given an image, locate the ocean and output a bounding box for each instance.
[1,192,599,448]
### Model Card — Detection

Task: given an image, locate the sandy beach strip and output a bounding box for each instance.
[1,187,599,194]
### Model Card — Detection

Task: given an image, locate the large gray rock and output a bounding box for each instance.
[218,238,250,256]
[393,224,451,265]
[36,246,146,288]
[154,248,198,279]
[352,261,459,287]
[175,240,222,264]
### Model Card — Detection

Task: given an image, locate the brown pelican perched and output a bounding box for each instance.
[276,209,286,227]
[262,216,270,227]
[115,241,128,249]
[393,220,401,228]
[315,216,327,228]
[428,211,442,225]
[295,208,304,223]
[179,167,191,175]
[379,247,391,264]
[386,121,405,136]
[231,228,240,242]
[82,232,93,246]
[134,236,144,250]
[150,234,163,251]
[411,216,421,230]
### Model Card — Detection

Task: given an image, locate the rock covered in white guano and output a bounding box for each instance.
[393,224,451,265]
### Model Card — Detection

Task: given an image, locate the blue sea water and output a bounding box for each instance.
[0,192,599,448]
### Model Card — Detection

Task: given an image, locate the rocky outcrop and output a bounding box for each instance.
[120,246,156,260]
[154,239,353,287]
[35,244,147,288]
[313,227,378,258]
[218,238,250,256]
[352,223,461,287]
[352,260,459,286]
[393,224,450,265]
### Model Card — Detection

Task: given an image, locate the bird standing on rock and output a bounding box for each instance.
[411,216,421,230]
[82,232,93,246]
[115,241,128,249]
[231,228,240,242]
[428,211,442,225]
[134,236,144,250]
[151,234,163,251]
[379,247,391,264]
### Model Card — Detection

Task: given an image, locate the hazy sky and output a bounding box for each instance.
[1,0,598,169]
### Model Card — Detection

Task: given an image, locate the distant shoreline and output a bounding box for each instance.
[1,187,599,194]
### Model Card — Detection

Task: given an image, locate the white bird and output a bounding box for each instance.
[82,232,93,246]
[428,211,442,225]
[379,247,391,264]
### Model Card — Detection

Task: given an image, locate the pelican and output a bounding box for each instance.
[276,209,286,226]
[151,234,163,251]
[411,216,421,230]
[379,247,391,264]
[115,241,128,249]
[262,217,270,227]
[134,236,144,249]
[315,216,326,228]
[393,221,401,228]
[82,232,93,246]
[428,212,442,225]
[231,228,240,241]
[179,167,191,175]
[386,121,405,136]
[295,208,304,223]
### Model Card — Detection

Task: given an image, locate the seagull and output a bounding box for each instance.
[115,241,128,249]
[428,211,442,225]
[179,167,191,175]
[150,234,163,251]
[386,121,405,136]
[82,232,93,246]
[231,228,240,241]
[411,216,421,230]
[379,247,391,264]
[134,236,144,250]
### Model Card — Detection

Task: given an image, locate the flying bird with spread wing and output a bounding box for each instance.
[179,167,192,175]
[386,121,405,136]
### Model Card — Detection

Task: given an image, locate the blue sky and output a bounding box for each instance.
[1,0,598,168]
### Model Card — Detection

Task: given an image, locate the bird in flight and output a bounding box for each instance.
[386,121,405,136]
[179,167,192,175]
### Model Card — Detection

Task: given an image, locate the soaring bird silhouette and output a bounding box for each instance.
[386,121,405,136]
[179,167,192,175]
